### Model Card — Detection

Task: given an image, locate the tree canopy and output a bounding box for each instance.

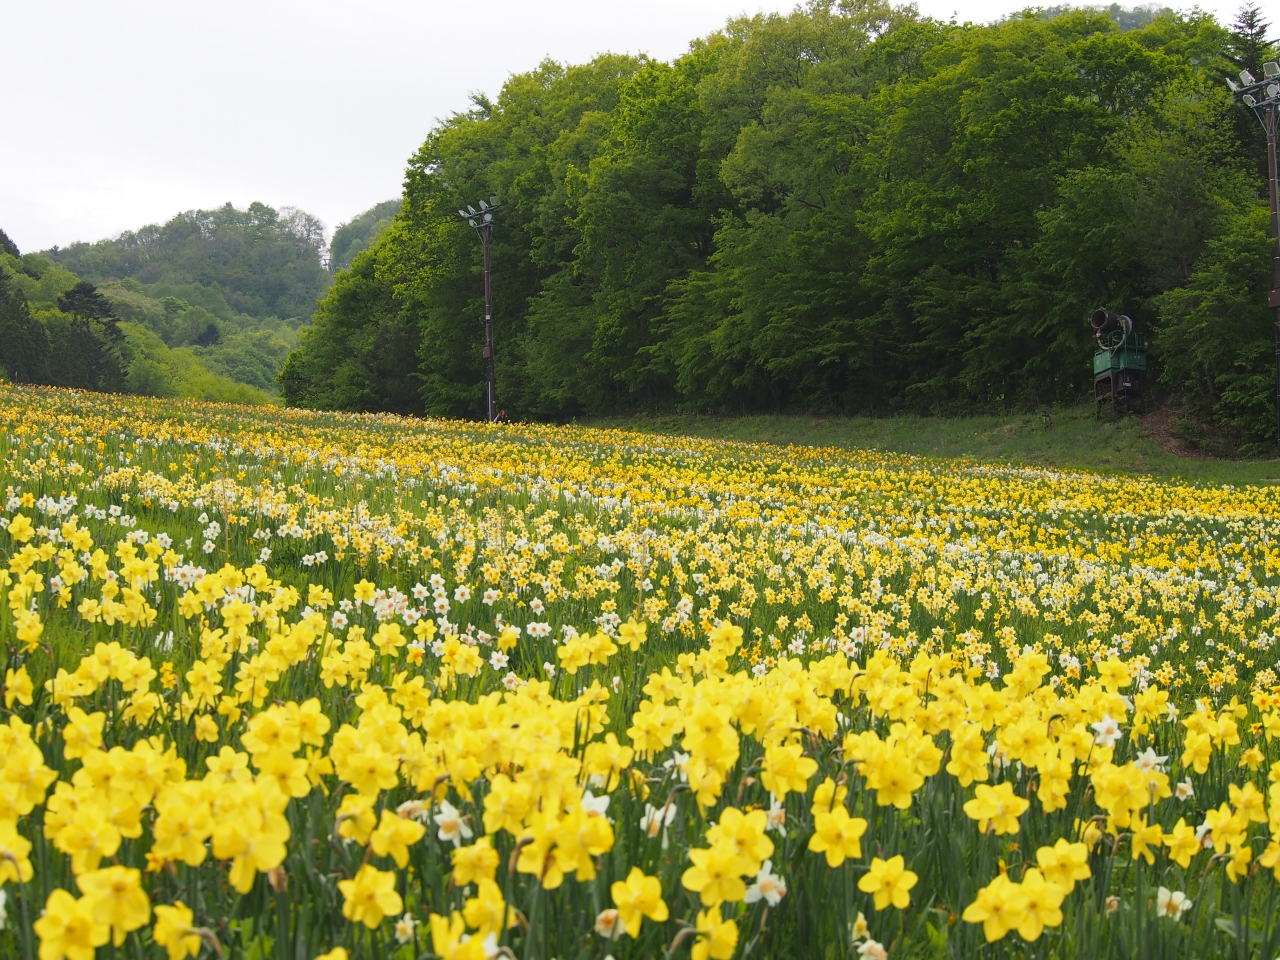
[43,202,329,319]
[330,200,401,272]
[27,202,332,395]
[0,250,270,404]
[276,4,1269,446]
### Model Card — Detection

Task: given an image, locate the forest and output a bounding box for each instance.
[278,1,1279,447]
[0,200,406,400]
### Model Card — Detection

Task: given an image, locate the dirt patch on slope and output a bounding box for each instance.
[1141,408,1207,459]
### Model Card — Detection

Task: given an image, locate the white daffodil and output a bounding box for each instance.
[582,790,611,818]
[1091,715,1121,748]
[639,801,677,849]
[1175,779,1194,801]
[1194,820,1213,849]
[434,800,473,847]
[744,860,787,906]
[850,911,870,941]
[594,908,622,938]
[662,750,690,783]
[766,794,787,836]
[1156,886,1191,921]
[1133,747,1168,774]
[394,912,418,944]
[396,800,431,823]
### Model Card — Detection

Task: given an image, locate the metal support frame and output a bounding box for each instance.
[457,199,499,422]
[1227,64,1280,452]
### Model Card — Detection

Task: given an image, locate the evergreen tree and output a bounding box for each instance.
[1229,2,1271,77]
[54,280,128,391]
[0,271,49,383]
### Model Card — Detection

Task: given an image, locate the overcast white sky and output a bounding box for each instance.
[2,0,1240,253]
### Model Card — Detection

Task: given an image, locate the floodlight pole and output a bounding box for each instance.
[1270,107,1280,454]
[458,199,499,422]
[1228,66,1280,453]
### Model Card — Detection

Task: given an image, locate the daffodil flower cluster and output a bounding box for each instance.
[2,385,1280,959]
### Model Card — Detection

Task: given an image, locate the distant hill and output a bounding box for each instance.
[330,200,400,272]
[44,202,330,318]
[39,202,332,394]
[1,248,271,405]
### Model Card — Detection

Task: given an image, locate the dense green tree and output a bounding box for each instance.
[0,252,270,403]
[0,271,49,383]
[0,229,18,259]
[392,54,648,418]
[44,202,329,320]
[279,239,420,414]
[1229,1,1271,77]
[58,280,116,322]
[1038,3,1172,31]
[33,202,329,396]
[282,3,1279,442]
[45,280,127,392]
[330,200,401,272]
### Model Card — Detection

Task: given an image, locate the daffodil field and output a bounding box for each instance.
[4,384,1280,960]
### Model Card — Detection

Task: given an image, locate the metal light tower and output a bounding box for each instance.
[458,198,499,422]
[1227,61,1280,452]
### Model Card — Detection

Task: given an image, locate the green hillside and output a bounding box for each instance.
[39,202,331,395]
[0,250,271,404]
[595,405,1280,485]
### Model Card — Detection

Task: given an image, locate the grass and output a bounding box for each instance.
[590,405,1280,486]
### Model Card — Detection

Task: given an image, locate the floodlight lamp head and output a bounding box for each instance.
[1268,83,1280,99]
[467,205,477,215]
[1241,69,1256,85]
[490,196,498,207]
[458,209,469,219]
[483,213,492,223]
[467,219,477,228]
[1265,61,1280,79]
[1226,77,1241,92]
[1245,94,1258,107]
[478,200,489,211]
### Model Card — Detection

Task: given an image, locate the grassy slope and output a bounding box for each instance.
[591,405,1280,486]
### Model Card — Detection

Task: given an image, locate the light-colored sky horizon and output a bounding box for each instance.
[3,0,1242,254]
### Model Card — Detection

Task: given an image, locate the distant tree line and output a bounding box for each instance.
[0,233,271,404]
[280,1,1278,447]
[329,200,400,272]
[4,202,336,397]
[44,202,329,320]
